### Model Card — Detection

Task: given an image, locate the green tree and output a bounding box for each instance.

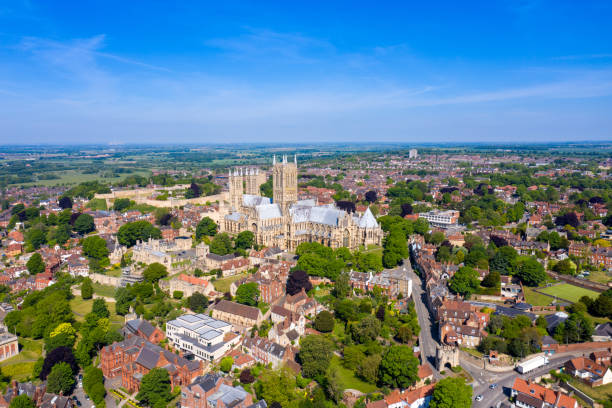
[195,217,218,240]
[352,315,381,344]
[449,266,480,297]
[92,298,110,319]
[516,257,546,287]
[235,231,254,250]
[136,368,172,408]
[235,282,259,306]
[26,253,45,275]
[325,366,345,403]
[117,221,161,247]
[220,356,234,373]
[299,335,333,381]
[378,345,419,388]
[210,233,233,255]
[113,198,132,212]
[143,263,168,283]
[481,271,501,288]
[314,311,335,333]
[28,228,47,249]
[357,353,381,384]
[333,272,351,298]
[46,362,75,395]
[382,228,408,268]
[81,278,93,300]
[187,292,208,313]
[82,236,109,259]
[74,214,95,234]
[430,377,472,408]
[9,395,36,408]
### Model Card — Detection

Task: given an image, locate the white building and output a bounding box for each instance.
[418,210,460,229]
[166,314,241,363]
[409,149,418,159]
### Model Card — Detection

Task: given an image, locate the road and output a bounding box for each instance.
[404,259,439,372]
[468,352,590,408]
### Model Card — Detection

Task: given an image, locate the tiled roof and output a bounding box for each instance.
[214,300,261,321]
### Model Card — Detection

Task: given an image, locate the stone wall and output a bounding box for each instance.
[90,272,121,287]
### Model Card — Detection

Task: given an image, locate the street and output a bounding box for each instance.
[404,259,439,372]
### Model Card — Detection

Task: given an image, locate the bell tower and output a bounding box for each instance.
[228,168,244,210]
[272,155,298,214]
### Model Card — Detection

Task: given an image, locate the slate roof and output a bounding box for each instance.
[255,203,282,220]
[358,208,379,228]
[243,195,271,207]
[595,322,612,337]
[214,300,261,321]
[125,319,156,338]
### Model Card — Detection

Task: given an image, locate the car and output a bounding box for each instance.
[75,400,81,407]
[475,395,483,402]
[85,395,89,401]
[489,383,498,389]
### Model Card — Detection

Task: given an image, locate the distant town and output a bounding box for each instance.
[0,143,610,408]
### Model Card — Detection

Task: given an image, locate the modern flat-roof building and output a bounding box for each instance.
[418,210,460,229]
[166,314,240,363]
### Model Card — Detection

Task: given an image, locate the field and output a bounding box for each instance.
[70,297,124,326]
[0,338,44,382]
[329,355,377,393]
[538,283,599,303]
[18,169,151,187]
[586,270,612,285]
[92,282,119,298]
[523,287,554,306]
[213,273,248,293]
[569,378,612,402]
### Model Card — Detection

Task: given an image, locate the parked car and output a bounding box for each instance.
[489,383,498,389]
[475,395,483,402]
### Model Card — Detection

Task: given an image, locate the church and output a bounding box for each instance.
[222,155,383,251]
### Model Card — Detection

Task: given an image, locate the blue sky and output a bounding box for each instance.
[1,1,611,144]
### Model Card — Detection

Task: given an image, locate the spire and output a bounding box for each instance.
[283,155,287,164]
[294,154,297,164]
[273,155,276,165]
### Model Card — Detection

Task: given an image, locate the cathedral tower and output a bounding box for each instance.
[228,168,244,210]
[272,155,298,214]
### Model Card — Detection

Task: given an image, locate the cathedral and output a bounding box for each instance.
[222,155,383,251]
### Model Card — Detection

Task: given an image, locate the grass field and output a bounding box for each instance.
[0,362,36,382]
[18,169,151,187]
[569,378,612,402]
[70,297,124,326]
[213,273,247,293]
[523,287,554,306]
[586,270,612,285]
[329,355,377,393]
[0,338,43,368]
[538,283,599,303]
[92,282,118,298]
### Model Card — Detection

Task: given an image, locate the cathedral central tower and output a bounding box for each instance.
[272,155,298,214]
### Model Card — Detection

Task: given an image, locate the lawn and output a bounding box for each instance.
[586,270,612,285]
[0,338,43,368]
[213,273,247,293]
[538,283,599,303]
[0,362,36,382]
[92,282,118,298]
[70,297,124,326]
[523,287,554,306]
[329,355,377,393]
[569,378,612,402]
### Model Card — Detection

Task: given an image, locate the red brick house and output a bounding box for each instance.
[100,336,202,392]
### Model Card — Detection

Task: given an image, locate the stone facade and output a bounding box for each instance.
[223,156,383,251]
